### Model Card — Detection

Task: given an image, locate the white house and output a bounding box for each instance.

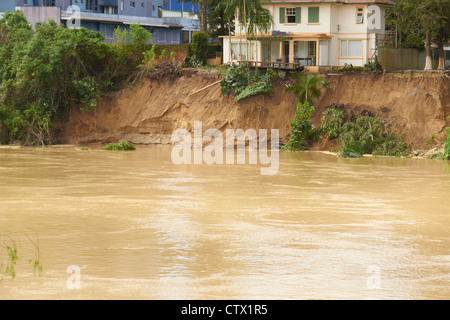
[222,0,391,71]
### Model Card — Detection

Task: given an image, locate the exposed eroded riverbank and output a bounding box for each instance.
[55,70,450,152]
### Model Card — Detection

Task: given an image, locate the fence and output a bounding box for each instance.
[378,47,426,70]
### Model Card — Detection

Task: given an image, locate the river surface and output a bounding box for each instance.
[0,145,449,299]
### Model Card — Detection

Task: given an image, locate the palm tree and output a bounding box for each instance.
[284,72,328,104]
[223,0,273,62]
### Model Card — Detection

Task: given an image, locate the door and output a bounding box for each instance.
[319,40,329,66]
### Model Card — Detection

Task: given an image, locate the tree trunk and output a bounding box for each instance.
[424,29,432,70]
[201,1,208,32]
[437,44,445,70]
[437,28,445,70]
[228,21,233,64]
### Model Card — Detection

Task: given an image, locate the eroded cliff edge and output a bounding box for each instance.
[56,70,450,151]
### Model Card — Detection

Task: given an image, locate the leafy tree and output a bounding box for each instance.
[223,0,273,36]
[435,1,450,69]
[284,72,328,104]
[191,31,209,64]
[0,11,121,145]
[207,0,234,39]
[389,0,450,70]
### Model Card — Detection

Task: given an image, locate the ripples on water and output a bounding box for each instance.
[0,146,449,299]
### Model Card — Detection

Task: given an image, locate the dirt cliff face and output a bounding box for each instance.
[315,71,450,150]
[56,70,450,151]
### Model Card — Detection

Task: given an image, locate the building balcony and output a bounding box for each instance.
[61,10,199,30]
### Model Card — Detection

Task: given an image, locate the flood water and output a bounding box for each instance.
[0,145,449,299]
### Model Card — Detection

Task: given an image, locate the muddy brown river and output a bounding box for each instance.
[0,146,449,299]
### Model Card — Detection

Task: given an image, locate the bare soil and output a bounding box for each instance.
[55,69,450,151]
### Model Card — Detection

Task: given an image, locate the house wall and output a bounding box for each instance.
[163,0,198,14]
[20,5,61,26]
[235,4,332,36]
[0,0,15,12]
[152,27,181,44]
[333,4,386,66]
[116,0,164,18]
[15,0,71,7]
[230,3,387,67]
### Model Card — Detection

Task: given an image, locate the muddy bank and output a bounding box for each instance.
[55,69,450,151]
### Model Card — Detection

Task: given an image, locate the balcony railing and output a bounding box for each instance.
[61,10,199,29]
[233,60,304,71]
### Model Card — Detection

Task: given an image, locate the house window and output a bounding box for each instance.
[131,1,135,8]
[44,0,56,6]
[356,7,364,24]
[279,7,301,24]
[309,41,316,56]
[24,0,28,4]
[141,2,144,8]
[308,7,319,23]
[286,8,296,23]
[105,6,115,14]
[340,40,362,57]
[86,0,98,11]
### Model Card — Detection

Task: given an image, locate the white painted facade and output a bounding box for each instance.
[222,1,387,69]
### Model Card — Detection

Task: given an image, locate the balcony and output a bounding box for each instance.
[61,10,199,29]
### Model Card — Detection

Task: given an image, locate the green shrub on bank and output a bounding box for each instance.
[337,141,366,158]
[234,69,276,101]
[103,141,136,151]
[339,115,410,157]
[429,127,450,160]
[284,102,318,151]
[338,115,386,155]
[373,133,411,157]
[319,106,411,158]
[320,106,346,139]
[220,63,276,101]
[444,128,450,159]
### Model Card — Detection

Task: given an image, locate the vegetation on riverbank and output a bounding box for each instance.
[283,73,327,151]
[429,127,450,160]
[282,73,412,158]
[320,105,411,158]
[283,102,319,150]
[0,11,179,147]
[220,62,276,101]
